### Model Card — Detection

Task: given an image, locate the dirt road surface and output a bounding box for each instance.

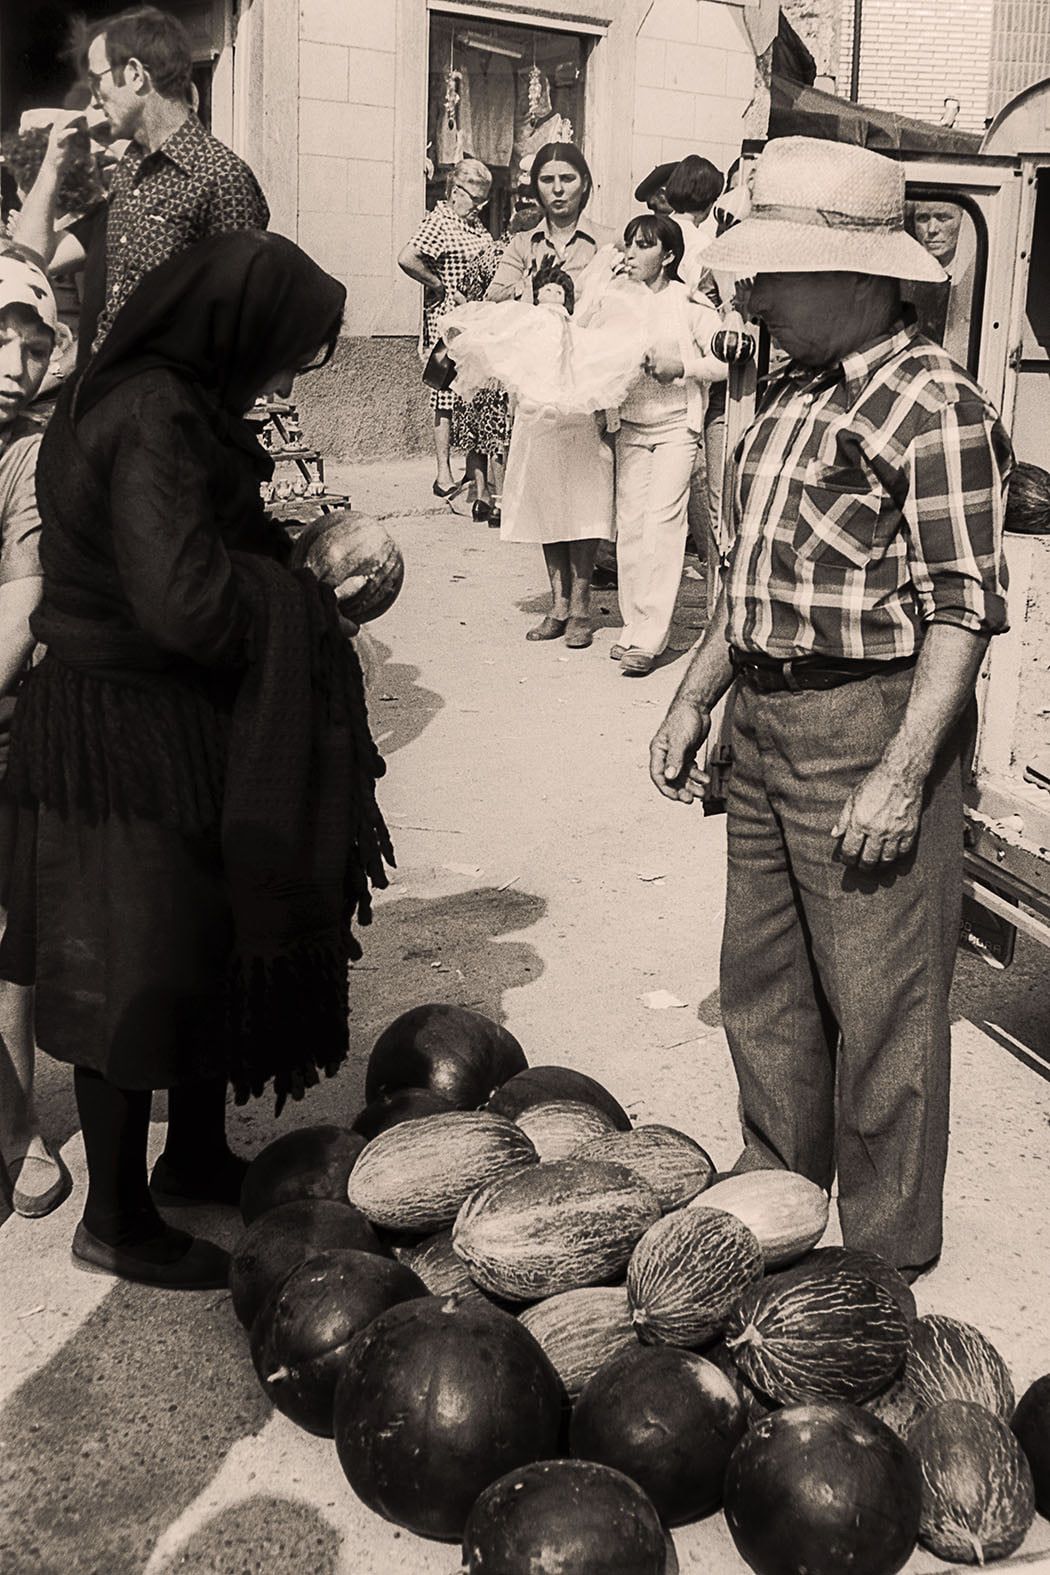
[3,458,1049,1574]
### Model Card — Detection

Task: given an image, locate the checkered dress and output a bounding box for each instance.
[726,315,1011,661]
[94,113,269,352]
[411,200,497,415]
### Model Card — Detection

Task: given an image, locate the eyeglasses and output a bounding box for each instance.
[87,65,118,97]
[452,184,488,210]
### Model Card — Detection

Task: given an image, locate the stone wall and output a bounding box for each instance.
[632,0,758,189]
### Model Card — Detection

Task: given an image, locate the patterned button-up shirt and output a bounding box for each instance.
[93,112,268,351]
[725,314,1011,661]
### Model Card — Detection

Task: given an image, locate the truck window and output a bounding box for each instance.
[902,194,983,372]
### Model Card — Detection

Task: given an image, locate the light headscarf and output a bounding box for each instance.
[0,251,59,334]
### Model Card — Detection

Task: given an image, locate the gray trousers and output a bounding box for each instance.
[720,667,966,1270]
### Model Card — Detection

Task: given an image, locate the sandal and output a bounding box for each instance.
[620,647,655,676]
[9,1140,73,1219]
[432,479,465,499]
[526,616,568,642]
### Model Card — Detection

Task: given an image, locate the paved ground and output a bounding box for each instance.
[2,456,1049,1574]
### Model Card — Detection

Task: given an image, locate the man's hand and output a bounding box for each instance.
[43,119,85,178]
[649,697,712,803]
[832,760,923,868]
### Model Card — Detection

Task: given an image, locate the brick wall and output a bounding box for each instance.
[297,0,398,337]
[632,0,757,193]
[837,0,996,133]
[988,0,1050,118]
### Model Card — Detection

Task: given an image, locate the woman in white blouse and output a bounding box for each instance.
[611,214,725,676]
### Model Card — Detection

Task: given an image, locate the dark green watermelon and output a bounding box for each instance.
[366,1004,527,1108]
[1013,1375,1050,1516]
[239,1125,365,1225]
[487,1065,632,1130]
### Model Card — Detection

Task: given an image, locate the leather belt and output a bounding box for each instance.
[730,647,918,694]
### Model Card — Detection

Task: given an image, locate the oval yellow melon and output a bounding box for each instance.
[687,1170,829,1268]
[627,1207,764,1347]
[453,1158,661,1302]
[575,1125,715,1211]
[347,1111,537,1232]
[519,1287,638,1399]
[516,1100,618,1162]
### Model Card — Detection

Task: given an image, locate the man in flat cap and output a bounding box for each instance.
[649,137,1010,1282]
[634,161,679,216]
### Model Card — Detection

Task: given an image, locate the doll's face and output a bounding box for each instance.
[536,281,566,307]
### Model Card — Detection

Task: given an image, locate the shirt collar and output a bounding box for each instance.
[772,307,921,403]
[132,112,208,175]
[529,218,596,249]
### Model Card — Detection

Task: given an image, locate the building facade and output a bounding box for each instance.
[233,0,766,457]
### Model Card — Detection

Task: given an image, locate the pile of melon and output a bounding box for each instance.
[228,1003,1050,1574]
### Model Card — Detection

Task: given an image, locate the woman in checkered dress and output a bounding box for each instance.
[398,159,498,501]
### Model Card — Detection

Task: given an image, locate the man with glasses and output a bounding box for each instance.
[16,5,268,367]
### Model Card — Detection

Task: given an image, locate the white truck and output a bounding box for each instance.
[707,78,1050,966]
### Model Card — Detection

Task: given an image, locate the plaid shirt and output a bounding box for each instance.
[94,113,268,351]
[725,314,1011,660]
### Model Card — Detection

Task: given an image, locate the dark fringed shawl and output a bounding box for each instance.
[8,560,394,1108]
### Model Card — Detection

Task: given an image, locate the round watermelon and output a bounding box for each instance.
[723,1403,922,1575]
[487,1065,632,1130]
[249,1248,429,1434]
[239,1125,365,1225]
[1013,1374,1050,1516]
[571,1344,747,1524]
[291,509,404,623]
[462,1459,667,1574]
[230,1198,386,1329]
[351,1086,457,1141]
[366,1003,527,1109]
[333,1298,562,1540]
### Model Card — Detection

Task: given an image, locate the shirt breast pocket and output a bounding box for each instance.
[793,467,881,571]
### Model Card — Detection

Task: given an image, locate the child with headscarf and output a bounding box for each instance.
[0,246,71,1218]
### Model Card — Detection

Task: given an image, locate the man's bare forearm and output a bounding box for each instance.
[881,622,987,789]
[13,161,62,265]
[671,585,735,716]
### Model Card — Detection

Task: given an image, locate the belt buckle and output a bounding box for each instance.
[782,659,802,694]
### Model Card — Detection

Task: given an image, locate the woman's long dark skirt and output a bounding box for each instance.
[0,803,233,1090]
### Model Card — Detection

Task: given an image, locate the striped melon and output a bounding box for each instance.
[724,1266,909,1405]
[910,1400,1035,1564]
[519,1287,638,1399]
[575,1125,715,1211]
[687,1170,828,1267]
[627,1207,764,1347]
[453,1158,661,1302]
[515,1100,617,1162]
[864,1371,926,1439]
[905,1315,1015,1421]
[347,1112,537,1232]
[781,1246,917,1325]
[392,1229,490,1308]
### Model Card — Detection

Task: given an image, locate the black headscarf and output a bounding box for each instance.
[74,229,346,421]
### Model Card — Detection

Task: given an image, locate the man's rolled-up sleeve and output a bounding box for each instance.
[903,396,1011,637]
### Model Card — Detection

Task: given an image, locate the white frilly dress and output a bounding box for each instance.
[441,275,652,545]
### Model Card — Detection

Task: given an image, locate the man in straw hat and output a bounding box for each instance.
[648,137,1011,1282]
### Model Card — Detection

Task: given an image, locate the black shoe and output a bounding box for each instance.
[472,499,493,522]
[72,1220,230,1290]
[488,508,501,529]
[149,1151,248,1208]
[433,479,465,499]
[898,1254,941,1285]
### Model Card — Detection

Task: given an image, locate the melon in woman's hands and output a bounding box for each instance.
[292,509,404,623]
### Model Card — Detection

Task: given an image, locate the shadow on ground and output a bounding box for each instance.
[0,884,549,1570]
[0,1281,270,1575]
[162,1497,341,1575]
[358,635,443,759]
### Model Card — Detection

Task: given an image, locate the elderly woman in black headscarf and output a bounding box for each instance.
[0,230,392,1289]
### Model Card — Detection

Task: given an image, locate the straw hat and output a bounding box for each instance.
[699,137,945,281]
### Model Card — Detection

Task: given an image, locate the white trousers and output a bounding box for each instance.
[614,417,699,656]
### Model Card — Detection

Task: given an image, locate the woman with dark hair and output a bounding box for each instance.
[611,213,724,675]
[485,144,615,646]
[0,230,392,1288]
